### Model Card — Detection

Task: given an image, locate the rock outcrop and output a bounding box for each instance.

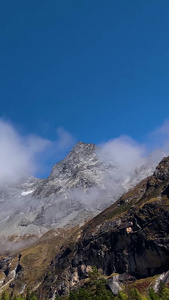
[38,157,169,298]
[0,142,157,241]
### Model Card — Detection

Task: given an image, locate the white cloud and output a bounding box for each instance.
[55,127,76,152]
[97,119,169,179]
[149,120,169,153]
[97,135,146,176]
[39,127,77,174]
[96,128,169,188]
[0,120,77,184]
[0,120,50,184]
[0,117,169,186]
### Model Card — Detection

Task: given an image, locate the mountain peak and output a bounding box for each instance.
[0,140,160,242]
[60,141,97,165]
[71,141,96,152]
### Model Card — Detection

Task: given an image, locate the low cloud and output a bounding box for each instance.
[0,119,169,243]
[97,120,169,181]
[38,127,77,176]
[0,118,169,187]
[148,120,169,153]
[0,120,51,184]
[98,136,146,175]
[0,120,76,184]
[56,127,76,151]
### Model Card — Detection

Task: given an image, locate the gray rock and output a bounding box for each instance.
[107,275,122,295]
[0,141,158,240]
[18,218,31,227]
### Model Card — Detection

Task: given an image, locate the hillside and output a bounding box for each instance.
[0,151,168,298]
[0,142,156,242]
[37,157,169,298]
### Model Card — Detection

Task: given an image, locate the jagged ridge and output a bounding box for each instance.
[0,142,156,240]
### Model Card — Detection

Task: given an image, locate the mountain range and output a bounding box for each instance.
[0,141,168,298]
[0,142,158,243]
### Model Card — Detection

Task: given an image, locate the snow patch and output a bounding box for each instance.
[21,190,34,196]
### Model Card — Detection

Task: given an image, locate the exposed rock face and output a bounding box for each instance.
[154,157,169,180]
[0,142,157,241]
[107,274,126,295]
[38,157,169,298]
[0,255,21,291]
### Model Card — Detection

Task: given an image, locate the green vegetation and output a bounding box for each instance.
[1,280,169,300]
[11,227,80,291]
[64,278,115,300]
[55,281,169,299]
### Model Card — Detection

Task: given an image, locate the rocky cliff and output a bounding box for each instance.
[37,157,169,298]
[0,156,169,297]
[0,142,156,242]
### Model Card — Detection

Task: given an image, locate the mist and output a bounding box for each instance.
[98,136,146,176]
[0,121,76,185]
[0,119,168,246]
[0,120,51,185]
[0,119,168,209]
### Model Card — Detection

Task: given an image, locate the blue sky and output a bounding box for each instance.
[1,0,169,177]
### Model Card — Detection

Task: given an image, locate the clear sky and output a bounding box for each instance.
[1,0,169,177]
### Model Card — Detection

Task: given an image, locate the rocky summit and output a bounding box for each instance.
[0,142,156,242]
[0,147,168,298]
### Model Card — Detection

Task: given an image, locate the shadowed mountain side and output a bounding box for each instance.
[36,157,169,298]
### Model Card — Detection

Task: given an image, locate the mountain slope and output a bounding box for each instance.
[0,142,157,242]
[37,157,169,298]
[0,156,169,297]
